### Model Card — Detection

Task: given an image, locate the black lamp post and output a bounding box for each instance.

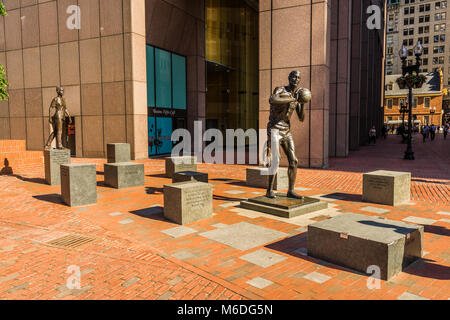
[398,41,423,160]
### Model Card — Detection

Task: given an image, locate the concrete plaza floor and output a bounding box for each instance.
[0,135,448,300]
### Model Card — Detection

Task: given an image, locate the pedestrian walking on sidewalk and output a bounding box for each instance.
[369,126,377,145]
[430,124,436,141]
[421,125,427,143]
[444,124,449,140]
[381,125,388,139]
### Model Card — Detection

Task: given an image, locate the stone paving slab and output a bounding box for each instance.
[246,277,274,289]
[360,206,390,214]
[402,216,437,225]
[199,222,288,251]
[239,249,287,268]
[161,226,198,238]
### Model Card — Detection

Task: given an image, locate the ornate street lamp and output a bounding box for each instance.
[397,41,423,160]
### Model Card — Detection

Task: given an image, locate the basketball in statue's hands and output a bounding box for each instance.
[296,88,312,104]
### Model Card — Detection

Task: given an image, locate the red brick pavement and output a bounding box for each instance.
[0,136,449,300]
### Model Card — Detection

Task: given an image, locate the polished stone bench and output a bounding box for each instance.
[246,167,288,190]
[164,181,213,225]
[363,170,411,206]
[45,148,71,186]
[172,171,208,184]
[107,143,131,163]
[165,156,197,178]
[104,162,144,189]
[308,213,423,281]
[61,164,97,207]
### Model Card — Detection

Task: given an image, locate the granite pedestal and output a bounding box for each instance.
[44,149,71,185]
[240,194,328,219]
[363,170,411,206]
[61,164,97,207]
[308,213,423,281]
[164,181,213,225]
[165,156,197,178]
[104,162,145,189]
[107,143,131,163]
[246,167,288,190]
[172,171,208,184]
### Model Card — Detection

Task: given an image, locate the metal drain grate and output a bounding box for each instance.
[46,234,95,249]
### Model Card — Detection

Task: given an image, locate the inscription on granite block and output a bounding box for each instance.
[308,213,423,281]
[164,181,213,225]
[246,167,288,190]
[165,156,197,178]
[104,162,145,189]
[61,164,97,207]
[172,171,208,184]
[363,170,411,206]
[45,149,71,185]
[107,143,131,163]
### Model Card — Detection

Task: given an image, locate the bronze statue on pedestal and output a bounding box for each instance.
[265,71,311,199]
[45,87,72,150]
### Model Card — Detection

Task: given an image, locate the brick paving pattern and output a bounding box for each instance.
[0,135,449,300]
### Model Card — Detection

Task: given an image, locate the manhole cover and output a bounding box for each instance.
[46,234,95,249]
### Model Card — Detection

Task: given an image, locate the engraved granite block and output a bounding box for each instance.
[363,170,411,206]
[104,162,145,189]
[308,213,423,281]
[107,143,131,163]
[61,164,97,207]
[44,149,71,186]
[165,156,197,178]
[164,181,213,225]
[246,167,288,190]
[172,171,208,184]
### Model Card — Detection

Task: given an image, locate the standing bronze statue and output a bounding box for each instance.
[45,87,72,150]
[265,71,311,199]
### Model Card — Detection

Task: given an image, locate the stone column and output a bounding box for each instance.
[124,0,148,160]
[329,0,352,158]
[259,0,331,169]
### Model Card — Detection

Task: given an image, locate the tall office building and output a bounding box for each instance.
[386,0,449,84]
[0,0,386,168]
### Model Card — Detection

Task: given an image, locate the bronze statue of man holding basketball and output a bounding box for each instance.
[265,70,312,200]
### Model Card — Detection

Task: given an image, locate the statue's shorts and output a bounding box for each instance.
[267,127,298,168]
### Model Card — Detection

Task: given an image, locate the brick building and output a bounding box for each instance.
[384,70,445,127]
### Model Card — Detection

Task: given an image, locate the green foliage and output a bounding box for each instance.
[0,2,8,101]
[0,65,8,101]
[0,2,6,16]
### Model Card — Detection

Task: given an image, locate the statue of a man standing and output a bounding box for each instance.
[45,87,72,150]
[266,71,311,199]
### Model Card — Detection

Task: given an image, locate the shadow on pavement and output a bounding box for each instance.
[424,225,449,237]
[33,194,64,205]
[130,206,167,222]
[404,259,450,280]
[13,175,47,185]
[146,187,163,195]
[147,173,168,179]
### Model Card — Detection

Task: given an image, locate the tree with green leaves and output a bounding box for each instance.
[0,1,8,101]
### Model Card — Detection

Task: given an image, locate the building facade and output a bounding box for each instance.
[386,0,450,87]
[0,0,386,168]
[384,70,444,126]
